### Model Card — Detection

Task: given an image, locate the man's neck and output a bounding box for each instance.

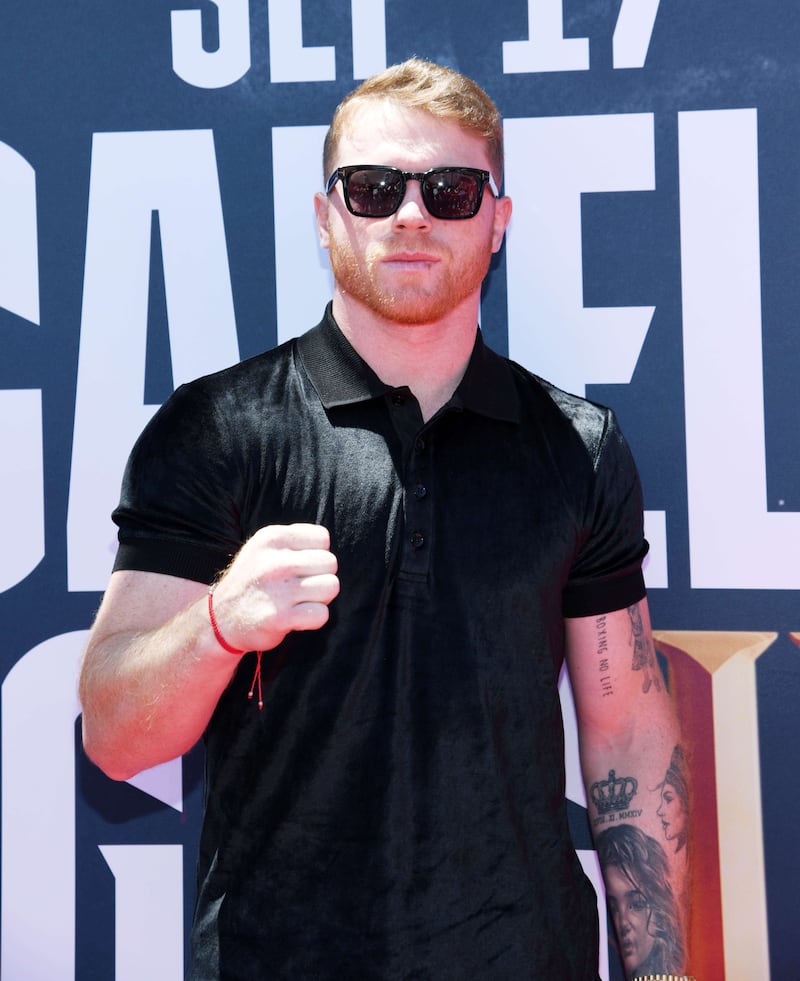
[331,293,479,422]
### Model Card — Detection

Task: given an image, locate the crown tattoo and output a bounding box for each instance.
[590,769,638,814]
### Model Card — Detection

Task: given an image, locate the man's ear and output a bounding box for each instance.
[491,194,513,254]
[313,191,330,249]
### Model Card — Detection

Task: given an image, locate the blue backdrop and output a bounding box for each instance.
[1,2,798,977]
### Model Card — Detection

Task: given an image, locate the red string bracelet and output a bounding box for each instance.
[207,585,264,710]
[249,651,264,711]
[207,586,244,655]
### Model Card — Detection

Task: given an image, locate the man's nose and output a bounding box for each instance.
[392,181,432,228]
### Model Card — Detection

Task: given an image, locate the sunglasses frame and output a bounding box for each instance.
[325,165,500,220]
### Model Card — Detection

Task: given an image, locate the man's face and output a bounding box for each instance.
[315,101,512,327]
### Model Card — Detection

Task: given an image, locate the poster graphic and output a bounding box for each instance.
[1,2,799,977]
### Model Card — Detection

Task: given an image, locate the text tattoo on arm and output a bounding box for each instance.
[627,603,661,693]
[595,614,614,697]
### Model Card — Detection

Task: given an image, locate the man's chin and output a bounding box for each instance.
[352,291,452,327]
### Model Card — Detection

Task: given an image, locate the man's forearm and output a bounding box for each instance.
[79,593,240,780]
[567,602,694,980]
[587,740,691,978]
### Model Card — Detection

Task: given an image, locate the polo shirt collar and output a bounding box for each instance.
[298,304,520,423]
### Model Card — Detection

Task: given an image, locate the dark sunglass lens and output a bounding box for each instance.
[346,169,404,216]
[423,170,481,218]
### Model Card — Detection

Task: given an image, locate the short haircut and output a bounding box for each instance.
[323,58,504,183]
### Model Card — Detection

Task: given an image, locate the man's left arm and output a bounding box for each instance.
[565,597,693,979]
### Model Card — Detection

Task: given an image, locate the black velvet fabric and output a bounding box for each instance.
[113,307,647,980]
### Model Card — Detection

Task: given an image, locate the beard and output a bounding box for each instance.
[327,230,493,326]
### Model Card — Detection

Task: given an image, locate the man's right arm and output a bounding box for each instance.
[79,524,339,781]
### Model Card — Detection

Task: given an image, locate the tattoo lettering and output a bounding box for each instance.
[597,825,685,977]
[627,603,661,693]
[590,769,641,827]
[595,614,614,697]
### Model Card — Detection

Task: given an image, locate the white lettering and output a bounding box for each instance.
[272,125,333,343]
[0,628,187,978]
[127,757,184,812]
[0,143,39,324]
[577,849,610,980]
[505,113,655,396]
[171,0,251,89]
[613,0,661,70]
[351,0,387,79]
[643,509,668,589]
[505,115,666,584]
[100,845,184,981]
[268,0,335,83]
[503,0,589,74]
[67,130,240,591]
[561,670,610,977]
[0,391,44,592]
[680,108,800,588]
[1,631,85,980]
[559,666,586,809]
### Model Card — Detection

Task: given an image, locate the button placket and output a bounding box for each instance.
[385,388,432,577]
[405,427,432,571]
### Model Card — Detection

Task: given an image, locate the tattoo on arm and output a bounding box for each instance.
[593,749,691,973]
[627,603,661,693]
[595,614,614,697]
[590,767,641,828]
[597,824,686,976]
[656,745,690,854]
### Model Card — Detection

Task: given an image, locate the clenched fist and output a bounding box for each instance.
[209,524,340,653]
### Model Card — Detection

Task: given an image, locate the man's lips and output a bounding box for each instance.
[381,251,441,266]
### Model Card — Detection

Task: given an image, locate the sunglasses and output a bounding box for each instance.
[326,165,500,220]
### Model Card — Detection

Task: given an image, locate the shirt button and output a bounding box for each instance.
[391,393,405,406]
[410,531,425,549]
[415,437,426,454]
[414,484,427,499]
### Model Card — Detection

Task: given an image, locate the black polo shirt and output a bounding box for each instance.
[113,306,647,980]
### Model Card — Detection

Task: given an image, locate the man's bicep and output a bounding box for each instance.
[564,598,661,736]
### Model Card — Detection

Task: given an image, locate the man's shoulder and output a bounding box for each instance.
[186,335,298,394]
[176,311,335,407]
[505,356,612,438]
[134,334,306,457]
[156,336,307,432]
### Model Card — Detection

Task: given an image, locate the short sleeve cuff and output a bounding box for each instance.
[562,565,646,618]
[113,539,234,585]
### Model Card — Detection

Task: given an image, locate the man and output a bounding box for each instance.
[80,59,693,979]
